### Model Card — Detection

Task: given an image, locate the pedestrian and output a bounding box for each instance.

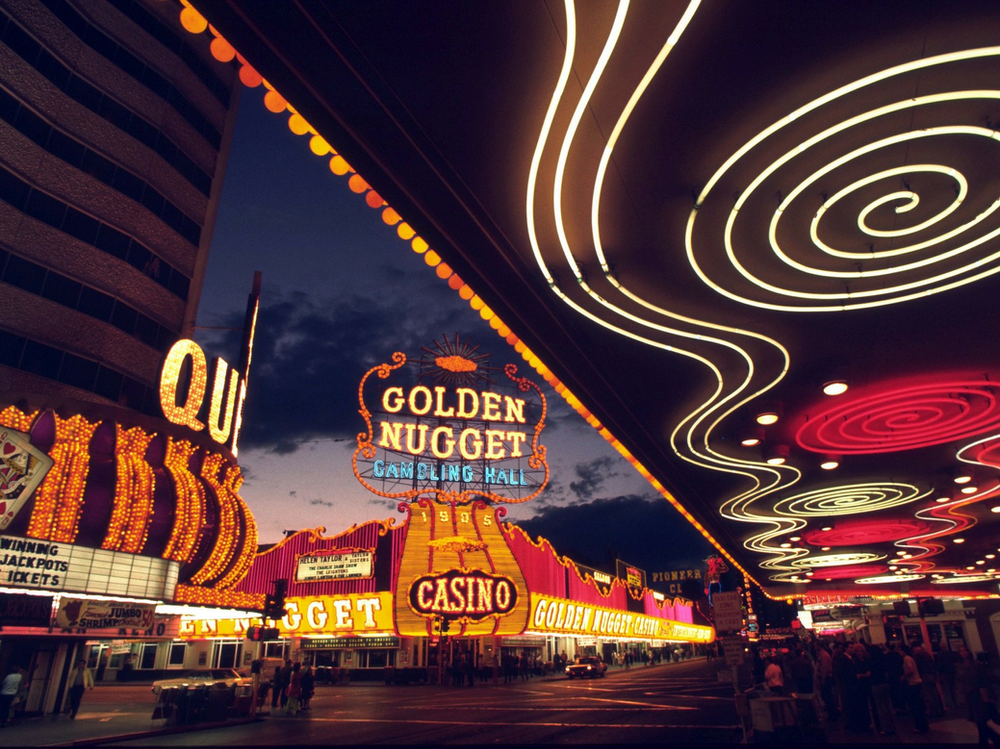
[884,642,905,713]
[913,642,944,717]
[868,643,895,735]
[466,653,475,688]
[815,642,836,720]
[0,667,23,727]
[765,657,785,695]
[832,642,853,721]
[845,643,872,733]
[937,642,959,712]
[300,665,314,710]
[270,666,282,709]
[278,660,292,708]
[901,645,929,734]
[66,659,94,719]
[285,662,302,715]
[789,648,814,694]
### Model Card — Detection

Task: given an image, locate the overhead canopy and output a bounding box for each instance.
[194,0,1000,599]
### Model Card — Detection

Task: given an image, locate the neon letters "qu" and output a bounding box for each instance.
[158,340,245,448]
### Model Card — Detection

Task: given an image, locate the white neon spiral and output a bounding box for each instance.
[687,48,1000,312]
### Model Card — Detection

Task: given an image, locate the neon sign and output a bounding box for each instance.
[354,341,549,504]
[407,569,518,621]
[528,593,714,642]
[158,340,246,451]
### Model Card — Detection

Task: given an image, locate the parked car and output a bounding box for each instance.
[151,669,250,696]
[565,656,607,679]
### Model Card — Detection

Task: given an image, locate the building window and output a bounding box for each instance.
[212,640,243,669]
[168,642,186,668]
[139,642,157,670]
[355,650,395,669]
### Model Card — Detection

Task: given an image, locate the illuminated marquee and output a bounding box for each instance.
[178,592,395,638]
[528,594,714,642]
[407,569,518,621]
[295,550,373,583]
[0,535,178,600]
[354,341,548,504]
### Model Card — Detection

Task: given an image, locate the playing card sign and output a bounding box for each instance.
[0,429,54,531]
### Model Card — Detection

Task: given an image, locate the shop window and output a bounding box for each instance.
[356,650,395,669]
[168,643,185,668]
[311,651,339,668]
[212,641,242,669]
[137,643,156,669]
[262,642,287,660]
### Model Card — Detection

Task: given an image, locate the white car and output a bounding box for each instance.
[151,669,250,696]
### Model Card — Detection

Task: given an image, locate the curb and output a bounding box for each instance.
[43,717,261,747]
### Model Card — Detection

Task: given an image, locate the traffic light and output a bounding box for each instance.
[246,626,280,641]
[263,579,287,620]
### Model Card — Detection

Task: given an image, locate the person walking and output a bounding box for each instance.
[815,643,837,720]
[846,643,873,734]
[66,660,94,719]
[278,660,292,708]
[765,657,785,696]
[901,645,929,734]
[0,667,23,728]
[270,665,282,709]
[868,643,896,735]
[300,665,314,710]
[285,662,302,715]
[913,643,944,718]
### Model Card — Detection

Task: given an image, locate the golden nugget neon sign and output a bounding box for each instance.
[354,350,549,504]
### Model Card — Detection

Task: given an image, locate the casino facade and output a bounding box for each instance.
[177,508,714,680]
[0,0,263,716]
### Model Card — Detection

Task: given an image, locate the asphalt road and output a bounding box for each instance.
[116,659,741,745]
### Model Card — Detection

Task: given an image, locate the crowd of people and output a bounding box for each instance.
[267,660,315,716]
[754,638,999,741]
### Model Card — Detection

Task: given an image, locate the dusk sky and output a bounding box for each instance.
[191,90,715,574]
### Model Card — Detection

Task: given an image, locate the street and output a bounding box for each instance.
[120,660,740,745]
[2,659,741,746]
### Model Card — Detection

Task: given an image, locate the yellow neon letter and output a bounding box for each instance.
[159,339,207,431]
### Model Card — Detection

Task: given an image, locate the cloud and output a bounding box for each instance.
[198,285,477,455]
[515,494,716,573]
[569,456,619,500]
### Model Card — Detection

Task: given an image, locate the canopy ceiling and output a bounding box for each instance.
[194,0,1000,599]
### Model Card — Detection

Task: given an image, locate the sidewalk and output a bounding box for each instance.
[820,712,978,745]
[0,685,258,747]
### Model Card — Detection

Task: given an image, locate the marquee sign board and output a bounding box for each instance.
[0,536,178,599]
[354,338,548,505]
[295,550,373,583]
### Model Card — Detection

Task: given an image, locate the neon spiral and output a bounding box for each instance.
[686,47,1000,312]
[931,574,1000,584]
[792,552,886,568]
[774,482,929,517]
[802,519,933,547]
[797,381,1000,454]
[855,574,925,585]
